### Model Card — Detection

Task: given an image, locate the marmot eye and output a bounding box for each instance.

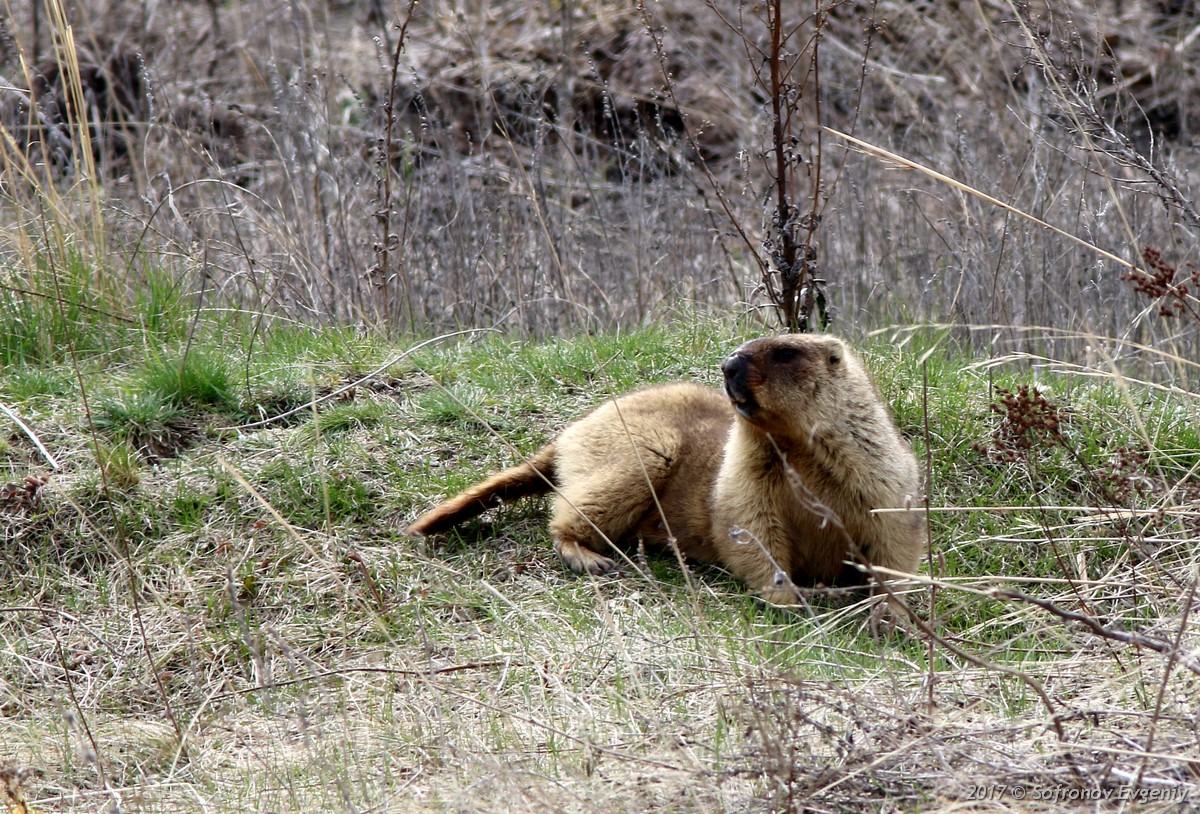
[771,346,799,363]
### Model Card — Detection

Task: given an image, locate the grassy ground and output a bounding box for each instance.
[3,2,1200,810]
[1,311,1197,813]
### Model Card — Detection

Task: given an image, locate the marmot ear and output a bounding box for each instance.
[828,343,843,366]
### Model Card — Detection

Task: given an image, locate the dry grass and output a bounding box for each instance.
[1,324,1198,812]
[2,0,1199,355]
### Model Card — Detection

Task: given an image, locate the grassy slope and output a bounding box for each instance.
[1,315,1198,813]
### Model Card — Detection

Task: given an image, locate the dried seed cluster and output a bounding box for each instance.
[1124,246,1200,319]
[974,385,1063,462]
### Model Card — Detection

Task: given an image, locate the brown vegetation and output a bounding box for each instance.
[2,1,1199,356]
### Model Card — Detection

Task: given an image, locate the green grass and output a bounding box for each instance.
[93,389,191,457]
[0,255,190,368]
[136,348,239,412]
[1,319,1197,813]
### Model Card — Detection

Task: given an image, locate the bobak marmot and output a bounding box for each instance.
[406,334,923,607]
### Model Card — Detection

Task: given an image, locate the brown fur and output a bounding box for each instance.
[406,334,923,604]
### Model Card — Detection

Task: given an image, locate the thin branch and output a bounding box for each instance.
[0,402,59,470]
[223,327,494,431]
[824,127,1137,272]
[995,588,1200,678]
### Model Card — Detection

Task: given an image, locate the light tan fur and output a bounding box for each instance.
[406,334,923,605]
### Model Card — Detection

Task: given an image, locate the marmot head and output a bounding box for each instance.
[721,334,850,435]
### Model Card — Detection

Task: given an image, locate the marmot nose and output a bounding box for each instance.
[722,352,758,416]
[722,353,751,394]
[721,353,746,381]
